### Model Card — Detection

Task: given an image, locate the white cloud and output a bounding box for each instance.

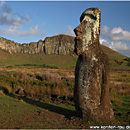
[100,38,110,48]
[0,25,46,37]
[0,1,23,26]
[101,26,130,41]
[54,26,75,37]
[101,26,130,56]
[0,19,46,37]
[0,10,30,27]
[101,26,109,36]
[40,31,47,38]
[0,1,31,31]
[19,25,38,36]
[110,27,130,41]
[100,38,130,57]
[0,1,11,13]
[0,1,5,7]
[0,1,46,38]
[65,26,75,36]
[118,50,130,57]
[110,41,130,51]
[111,42,130,57]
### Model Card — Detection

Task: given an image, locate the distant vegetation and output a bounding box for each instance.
[0,45,129,70]
[0,50,76,69]
[0,70,74,99]
[124,57,130,62]
[15,64,58,69]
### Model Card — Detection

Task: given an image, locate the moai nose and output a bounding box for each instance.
[74,21,87,36]
[74,24,82,36]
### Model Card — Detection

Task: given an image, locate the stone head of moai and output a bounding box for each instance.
[74,8,100,55]
[74,8,114,123]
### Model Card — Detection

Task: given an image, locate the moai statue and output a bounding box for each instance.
[74,8,114,123]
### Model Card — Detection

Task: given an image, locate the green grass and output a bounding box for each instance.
[0,67,130,128]
[15,64,58,69]
[0,93,40,128]
[0,87,130,128]
[0,45,130,128]
[0,46,130,70]
[0,93,76,129]
[101,45,130,70]
[124,57,130,62]
[110,71,130,82]
[113,95,130,124]
[0,50,76,69]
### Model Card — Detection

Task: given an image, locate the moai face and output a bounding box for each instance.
[74,8,101,55]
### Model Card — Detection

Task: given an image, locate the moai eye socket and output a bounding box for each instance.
[86,14,97,20]
[80,13,97,22]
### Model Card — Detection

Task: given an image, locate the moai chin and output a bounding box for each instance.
[74,8,114,123]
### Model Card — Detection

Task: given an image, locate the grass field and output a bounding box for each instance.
[0,93,77,129]
[0,49,77,69]
[0,46,130,128]
[0,66,130,129]
[0,45,130,70]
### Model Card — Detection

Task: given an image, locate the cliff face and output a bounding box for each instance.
[0,37,44,54]
[44,35,75,55]
[0,34,75,55]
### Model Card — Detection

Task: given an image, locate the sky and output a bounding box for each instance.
[0,1,130,57]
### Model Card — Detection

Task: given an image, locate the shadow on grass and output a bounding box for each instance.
[6,92,76,119]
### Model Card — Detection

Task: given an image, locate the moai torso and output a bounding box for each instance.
[74,8,114,123]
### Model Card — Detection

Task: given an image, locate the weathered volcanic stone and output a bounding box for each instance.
[0,34,75,55]
[0,37,44,54]
[44,34,75,55]
[74,8,114,123]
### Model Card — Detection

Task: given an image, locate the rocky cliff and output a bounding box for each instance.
[44,35,75,55]
[0,37,44,54]
[0,34,75,55]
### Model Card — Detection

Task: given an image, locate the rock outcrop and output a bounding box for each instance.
[0,34,75,55]
[44,35,75,55]
[74,8,114,123]
[0,37,44,54]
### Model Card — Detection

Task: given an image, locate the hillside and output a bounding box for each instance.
[0,49,76,69]
[100,45,129,70]
[0,34,129,70]
[0,47,129,70]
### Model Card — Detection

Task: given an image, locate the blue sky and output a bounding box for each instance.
[0,1,130,57]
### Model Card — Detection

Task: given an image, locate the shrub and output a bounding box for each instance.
[124,58,130,62]
[0,87,9,94]
[6,65,13,68]
[16,64,58,69]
